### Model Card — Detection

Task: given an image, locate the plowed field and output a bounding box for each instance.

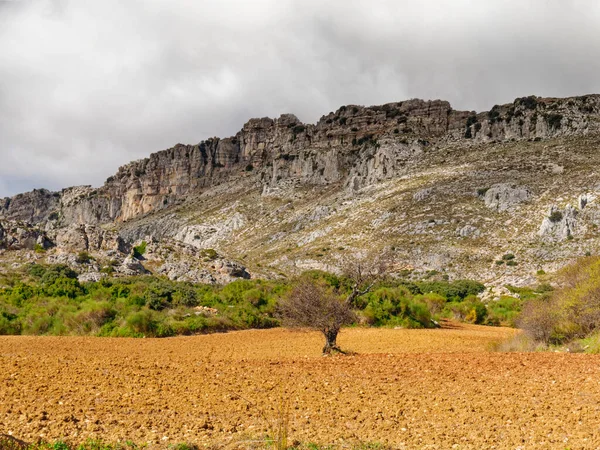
[2,325,600,449]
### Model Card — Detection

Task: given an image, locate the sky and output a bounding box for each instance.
[2,0,600,197]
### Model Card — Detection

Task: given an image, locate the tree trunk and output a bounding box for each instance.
[322,327,342,355]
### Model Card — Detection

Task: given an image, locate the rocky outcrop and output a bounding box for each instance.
[5,95,599,231]
[539,205,578,241]
[54,224,127,253]
[483,184,532,211]
[156,258,249,284]
[461,95,600,142]
[0,189,60,223]
[118,255,147,276]
[4,94,600,286]
[175,213,247,250]
[0,220,51,250]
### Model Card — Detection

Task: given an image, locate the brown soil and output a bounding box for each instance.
[1,324,600,449]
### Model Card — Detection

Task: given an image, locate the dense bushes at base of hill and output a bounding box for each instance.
[516,257,600,351]
[0,263,515,337]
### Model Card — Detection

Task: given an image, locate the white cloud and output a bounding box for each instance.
[1,0,600,196]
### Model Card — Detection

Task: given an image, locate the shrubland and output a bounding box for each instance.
[514,256,600,351]
[0,263,518,337]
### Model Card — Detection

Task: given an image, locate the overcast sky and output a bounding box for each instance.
[1,0,600,197]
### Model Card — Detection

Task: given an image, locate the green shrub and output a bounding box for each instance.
[361,287,433,327]
[415,293,446,316]
[546,113,563,129]
[518,257,600,345]
[549,210,563,223]
[417,279,485,301]
[76,251,92,264]
[445,297,487,324]
[133,241,147,259]
[172,285,198,307]
[515,96,538,110]
[0,313,21,334]
[488,105,501,123]
[41,265,78,285]
[145,281,174,311]
[200,248,218,260]
[126,309,160,336]
[487,296,523,327]
[45,277,84,299]
[292,124,306,134]
[70,302,116,335]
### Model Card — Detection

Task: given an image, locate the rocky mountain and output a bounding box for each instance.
[2,94,600,288]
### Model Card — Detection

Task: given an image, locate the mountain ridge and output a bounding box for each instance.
[2,93,600,291]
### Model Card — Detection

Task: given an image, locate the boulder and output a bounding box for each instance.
[118,256,147,276]
[78,272,107,283]
[483,184,531,211]
[457,225,480,238]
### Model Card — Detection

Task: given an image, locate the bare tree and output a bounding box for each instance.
[278,277,355,354]
[279,253,388,354]
[342,253,388,306]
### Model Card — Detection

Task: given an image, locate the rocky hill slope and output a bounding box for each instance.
[3,94,600,288]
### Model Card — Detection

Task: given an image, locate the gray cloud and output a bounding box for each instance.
[1,0,600,196]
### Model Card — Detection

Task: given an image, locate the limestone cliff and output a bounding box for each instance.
[3,94,600,286]
[4,95,597,226]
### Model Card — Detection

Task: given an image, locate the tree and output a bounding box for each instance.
[278,277,355,354]
[279,254,387,354]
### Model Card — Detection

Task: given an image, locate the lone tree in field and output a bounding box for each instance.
[279,255,386,354]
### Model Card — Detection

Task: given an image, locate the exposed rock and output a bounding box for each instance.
[457,225,480,238]
[579,193,595,210]
[175,213,247,249]
[413,188,433,202]
[54,225,88,251]
[118,256,148,276]
[0,220,50,250]
[0,189,60,223]
[5,95,597,229]
[156,261,217,284]
[54,224,127,253]
[3,94,600,287]
[156,257,249,284]
[483,184,531,211]
[78,272,107,283]
[308,206,331,222]
[539,205,578,241]
[212,259,250,279]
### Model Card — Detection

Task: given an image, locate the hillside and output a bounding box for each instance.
[2,94,600,289]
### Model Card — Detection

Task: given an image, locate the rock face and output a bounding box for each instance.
[539,205,579,241]
[54,225,127,253]
[483,184,532,211]
[0,189,60,223]
[4,95,599,229]
[0,220,50,250]
[4,94,600,286]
